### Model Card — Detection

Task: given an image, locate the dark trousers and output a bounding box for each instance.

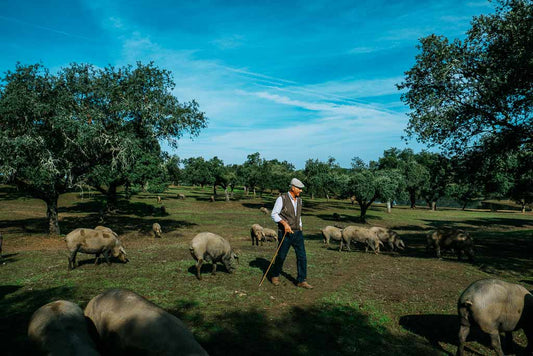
[271,230,307,283]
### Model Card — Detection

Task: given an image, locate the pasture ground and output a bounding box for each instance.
[1,185,532,355]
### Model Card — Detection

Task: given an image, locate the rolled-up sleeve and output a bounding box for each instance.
[271,196,283,223]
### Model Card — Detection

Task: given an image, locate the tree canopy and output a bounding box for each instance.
[0,62,207,234]
[398,0,532,156]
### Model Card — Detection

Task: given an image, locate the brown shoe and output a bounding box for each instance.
[271,277,280,286]
[297,281,314,289]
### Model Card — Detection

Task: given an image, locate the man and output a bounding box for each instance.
[270,178,313,289]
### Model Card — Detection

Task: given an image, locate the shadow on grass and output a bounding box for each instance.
[399,314,460,356]
[241,202,270,210]
[1,253,20,264]
[420,216,533,230]
[172,303,439,356]
[0,213,196,237]
[399,313,526,356]
[249,257,299,285]
[391,230,533,277]
[186,263,234,279]
[1,286,77,356]
[0,185,34,200]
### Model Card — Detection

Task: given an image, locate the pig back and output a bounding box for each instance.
[85,289,208,355]
[459,279,530,331]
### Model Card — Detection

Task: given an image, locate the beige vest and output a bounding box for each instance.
[279,193,302,231]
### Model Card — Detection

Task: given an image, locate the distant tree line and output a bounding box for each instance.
[173,147,532,222]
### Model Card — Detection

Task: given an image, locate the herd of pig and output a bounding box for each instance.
[320,225,474,261]
[27,222,528,355]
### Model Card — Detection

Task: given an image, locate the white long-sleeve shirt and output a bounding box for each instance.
[271,192,302,229]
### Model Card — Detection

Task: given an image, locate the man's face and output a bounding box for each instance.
[291,185,302,197]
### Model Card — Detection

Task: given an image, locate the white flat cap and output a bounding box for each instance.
[290,178,305,188]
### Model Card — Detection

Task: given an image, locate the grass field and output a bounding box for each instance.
[1,185,532,355]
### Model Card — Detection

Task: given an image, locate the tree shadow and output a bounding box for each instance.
[391,230,533,277]
[1,286,77,356]
[0,253,20,264]
[391,224,432,232]
[241,202,269,210]
[0,213,196,237]
[0,185,33,200]
[0,285,22,299]
[314,213,383,224]
[172,303,441,356]
[305,232,324,241]
[399,314,462,355]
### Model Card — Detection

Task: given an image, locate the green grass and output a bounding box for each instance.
[1,185,532,355]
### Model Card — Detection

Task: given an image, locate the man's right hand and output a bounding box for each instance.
[281,220,293,234]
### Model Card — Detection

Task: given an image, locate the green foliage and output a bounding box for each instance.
[303,158,340,199]
[182,157,214,186]
[417,151,452,209]
[398,0,532,156]
[378,148,428,208]
[0,62,207,233]
[165,155,182,185]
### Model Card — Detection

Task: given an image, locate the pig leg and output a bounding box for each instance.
[103,250,111,265]
[196,259,204,280]
[489,332,504,356]
[94,253,100,265]
[502,331,514,354]
[211,263,217,275]
[456,324,470,356]
[346,239,352,252]
[523,328,533,355]
[68,246,80,270]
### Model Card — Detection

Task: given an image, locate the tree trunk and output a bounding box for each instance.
[213,184,217,196]
[326,194,330,201]
[224,187,230,202]
[106,183,118,213]
[386,200,392,213]
[244,186,248,196]
[431,201,437,211]
[311,192,315,200]
[253,187,256,198]
[45,195,60,236]
[462,201,468,211]
[409,190,416,209]
[359,203,368,223]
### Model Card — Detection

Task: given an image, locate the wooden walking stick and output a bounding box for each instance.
[259,231,288,287]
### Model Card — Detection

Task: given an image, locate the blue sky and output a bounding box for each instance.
[0,0,494,169]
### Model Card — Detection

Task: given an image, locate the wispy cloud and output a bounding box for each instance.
[2,0,491,167]
[0,15,95,42]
